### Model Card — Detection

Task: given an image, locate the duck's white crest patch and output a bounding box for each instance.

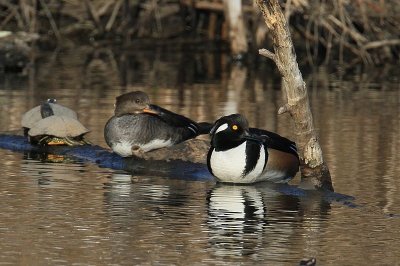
[215,123,228,133]
[112,139,173,157]
[210,142,266,183]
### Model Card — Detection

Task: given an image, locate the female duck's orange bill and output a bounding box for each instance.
[142,106,160,115]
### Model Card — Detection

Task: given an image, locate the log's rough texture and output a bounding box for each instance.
[256,0,334,191]
[135,139,209,164]
[0,134,213,181]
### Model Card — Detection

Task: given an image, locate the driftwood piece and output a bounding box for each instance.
[134,139,210,164]
[256,0,334,191]
[0,134,213,181]
[0,134,356,207]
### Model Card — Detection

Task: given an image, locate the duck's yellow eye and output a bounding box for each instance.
[232,125,238,130]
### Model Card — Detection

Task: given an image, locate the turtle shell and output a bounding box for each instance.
[21,103,77,129]
[28,116,89,138]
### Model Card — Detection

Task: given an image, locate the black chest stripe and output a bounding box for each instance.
[206,148,214,176]
[262,145,268,172]
[243,141,262,177]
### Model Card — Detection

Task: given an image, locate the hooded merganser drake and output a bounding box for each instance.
[104,91,212,157]
[207,114,299,183]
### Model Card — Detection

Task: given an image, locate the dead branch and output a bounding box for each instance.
[98,1,115,17]
[0,7,17,29]
[39,0,61,41]
[256,0,334,191]
[363,39,400,50]
[258,48,275,62]
[84,0,102,31]
[105,0,123,32]
[1,0,397,64]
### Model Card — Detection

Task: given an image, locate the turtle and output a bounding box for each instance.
[21,99,90,146]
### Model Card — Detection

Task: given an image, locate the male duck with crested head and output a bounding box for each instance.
[104,91,211,157]
[207,114,299,184]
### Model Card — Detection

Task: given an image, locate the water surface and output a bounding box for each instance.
[0,46,399,265]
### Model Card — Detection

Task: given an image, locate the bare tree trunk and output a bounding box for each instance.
[255,0,334,191]
[223,0,248,56]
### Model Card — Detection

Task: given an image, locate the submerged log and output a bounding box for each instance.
[137,138,209,164]
[255,0,334,191]
[0,134,213,181]
[0,133,355,205]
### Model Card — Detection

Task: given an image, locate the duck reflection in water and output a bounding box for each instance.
[206,183,328,260]
[207,184,271,257]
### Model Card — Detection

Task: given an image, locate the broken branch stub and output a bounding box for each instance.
[256,0,334,191]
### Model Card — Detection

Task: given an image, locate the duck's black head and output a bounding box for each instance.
[114,91,159,117]
[210,114,261,151]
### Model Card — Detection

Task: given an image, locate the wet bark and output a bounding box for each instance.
[135,139,209,164]
[255,0,334,191]
[223,0,248,56]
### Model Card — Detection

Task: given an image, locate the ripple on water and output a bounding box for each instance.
[0,55,400,265]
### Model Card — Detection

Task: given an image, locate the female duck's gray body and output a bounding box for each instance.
[207,114,299,184]
[104,91,210,157]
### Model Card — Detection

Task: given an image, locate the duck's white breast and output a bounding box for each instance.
[112,139,173,157]
[139,139,173,152]
[210,142,247,181]
[112,141,134,157]
[210,142,266,183]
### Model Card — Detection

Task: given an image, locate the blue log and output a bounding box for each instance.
[0,134,356,206]
[0,134,214,181]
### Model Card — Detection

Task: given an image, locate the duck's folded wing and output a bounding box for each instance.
[149,104,201,135]
[196,122,213,134]
[249,128,298,158]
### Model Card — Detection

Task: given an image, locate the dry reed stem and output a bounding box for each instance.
[39,0,61,41]
[105,0,123,32]
[84,0,102,30]
[1,0,398,63]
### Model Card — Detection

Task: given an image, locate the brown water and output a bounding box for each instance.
[0,46,399,265]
